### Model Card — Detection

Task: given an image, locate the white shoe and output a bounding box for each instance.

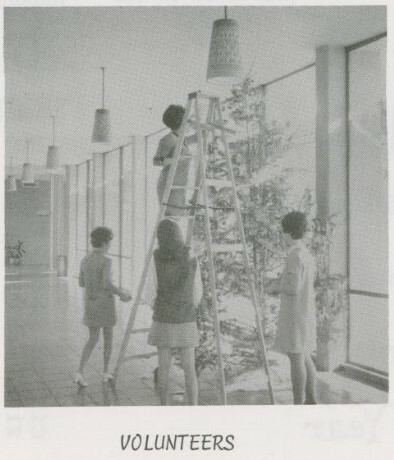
[103,373,114,383]
[74,373,88,387]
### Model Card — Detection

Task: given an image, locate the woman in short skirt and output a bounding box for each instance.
[148,219,200,405]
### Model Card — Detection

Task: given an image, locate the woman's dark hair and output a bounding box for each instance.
[156,220,190,279]
[90,227,113,248]
[281,212,307,240]
[157,219,185,255]
[162,105,185,131]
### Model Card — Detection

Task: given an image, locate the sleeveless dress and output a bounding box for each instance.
[274,242,317,354]
[78,251,117,328]
[154,131,191,216]
[148,248,199,348]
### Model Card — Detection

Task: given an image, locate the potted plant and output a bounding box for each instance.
[311,216,347,371]
[8,241,26,266]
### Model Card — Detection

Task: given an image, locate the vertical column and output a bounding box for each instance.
[315,45,348,369]
[316,46,347,274]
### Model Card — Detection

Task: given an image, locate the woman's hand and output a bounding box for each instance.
[265,278,281,296]
[119,290,132,302]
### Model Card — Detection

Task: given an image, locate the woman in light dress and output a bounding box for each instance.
[266,212,317,405]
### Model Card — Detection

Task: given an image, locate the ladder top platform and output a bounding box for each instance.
[188,91,219,100]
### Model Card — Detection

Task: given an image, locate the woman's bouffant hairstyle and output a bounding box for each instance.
[162,105,185,131]
[90,227,113,248]
[281,212,307,240]
[157,219,185,254]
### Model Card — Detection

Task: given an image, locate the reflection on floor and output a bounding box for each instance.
[5,271,388,407]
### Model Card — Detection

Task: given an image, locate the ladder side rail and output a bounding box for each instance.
[214,100,276,404]
[195,96,227,405]
[114,99,193,380]
[185,99,215,246]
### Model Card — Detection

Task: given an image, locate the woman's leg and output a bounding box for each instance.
[288,352,307,405]
[304,354,318,404]
[103,327,113,374]
[157,347,172,405]
[78,327,100,374]
[180,347,198,405]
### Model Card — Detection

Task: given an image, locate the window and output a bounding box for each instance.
[348,36,388,373]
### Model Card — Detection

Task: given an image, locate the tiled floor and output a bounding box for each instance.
[4,270,388,407]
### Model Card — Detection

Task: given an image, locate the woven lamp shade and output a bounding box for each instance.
[207,18,243,80]
[92,108,111,143]
[22,162,35,184]
[46,145,60,169]
[6,175,17,192]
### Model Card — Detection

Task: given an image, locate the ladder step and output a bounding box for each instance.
[203,122,236,135]
[212,243,244,253]
[205,179,232,188]
[188,91,218,100]
[170,185,199,190]
[123,352,158,363]
[130,328,151,334]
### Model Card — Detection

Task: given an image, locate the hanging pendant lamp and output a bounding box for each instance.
[22,140,35,184]
[207,6,243,80]
[46,115,60,169]
[6,156,17,192]
[92,66,111,143]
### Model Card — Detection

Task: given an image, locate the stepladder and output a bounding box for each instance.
[114,91,276,405]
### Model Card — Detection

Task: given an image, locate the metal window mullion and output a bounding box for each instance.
[86,161,90,252]
[144,135,148,253]
[345,47,351,363]
[346,32,387,52]
[131,137,136,291]
[75,165,79,275]
[102,153,106,225]
[119,147,124,288]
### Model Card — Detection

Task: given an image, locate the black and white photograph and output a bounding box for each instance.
[1,1,391,458]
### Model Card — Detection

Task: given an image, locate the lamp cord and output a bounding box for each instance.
[52,115,56,145]
[101,66,105,109]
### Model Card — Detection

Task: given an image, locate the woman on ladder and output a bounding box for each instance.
[153,105,195,216]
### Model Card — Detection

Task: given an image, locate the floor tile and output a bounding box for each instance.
[4,272,389,407]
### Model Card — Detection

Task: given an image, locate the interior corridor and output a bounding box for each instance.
[5,271,388,407]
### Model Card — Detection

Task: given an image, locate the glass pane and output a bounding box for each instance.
[76,249,88,278]
[93,153,104,227]
[349,37,388,295]
[349,294,388,373]
[68,166,78,277]
[265,65,316,213]
[87,160,94,239]
[122,143,133,257]
[145,132,164,243]
[104,150,120,254]
[76,163,87,252]
[107,254,120,288]
[121,257,133,292]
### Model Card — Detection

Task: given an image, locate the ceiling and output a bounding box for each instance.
[3,5,386,169]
